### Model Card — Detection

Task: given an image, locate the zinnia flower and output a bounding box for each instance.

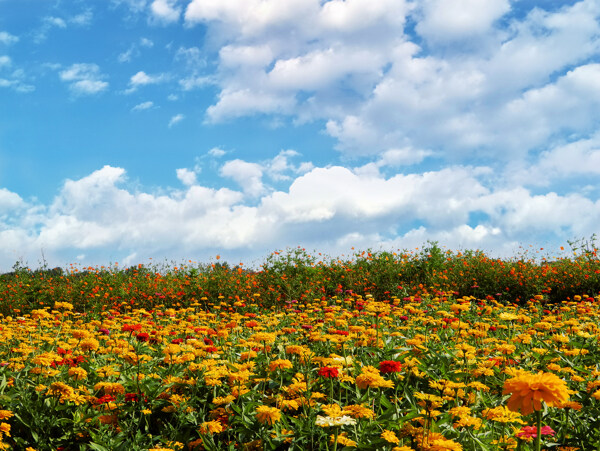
[502,371,569,415]
[255,406,281,425]
[381,430,400,444]
[318,367,339,378]
[379,360,402,374]
[516,425,555,439]
[503,371,570,415]
[199,420,224,434]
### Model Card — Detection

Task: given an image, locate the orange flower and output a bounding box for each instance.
[255,406,282,425]
[503,371,569,415]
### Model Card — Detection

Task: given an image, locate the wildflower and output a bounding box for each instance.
[315,415,356,427]
[321,404,343,418]
[136,332,150,342]
[199,420,224,434]
[268,359,293,372]
[255,406,281,425]
[379,360,402,374]
[0,411,13,421]
[318,366,339,378]
[503,371,569,415]
[429,438,463,450]
[80,338,100,352]
[67,367,88,380]
[517,425,555,439]
[381,430,400,444]
[331,432,356,447]
[342,404,375,419]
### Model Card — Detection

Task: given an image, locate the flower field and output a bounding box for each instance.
[0,245,599,450]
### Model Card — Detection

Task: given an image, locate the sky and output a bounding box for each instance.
[1,0,600,271]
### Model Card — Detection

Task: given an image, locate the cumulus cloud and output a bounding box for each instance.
[415,0,510,42]
[220,159,265,197]
[59,63,109,95]
[176,168,197,186]
[179,0,600,171]
[150,0,181,23]
[2,162,599,270]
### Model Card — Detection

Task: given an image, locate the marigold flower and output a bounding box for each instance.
[255,406,281,425]
[80,338,100,352]
[381,430,400,444]
[503,371,569,415]
[199,420,224,435]
[268,359,293,372]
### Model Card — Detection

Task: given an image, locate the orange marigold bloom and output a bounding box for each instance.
[255,406,282,425]
[503,371,569,415]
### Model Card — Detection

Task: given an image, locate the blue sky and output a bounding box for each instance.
[1,0,599,270]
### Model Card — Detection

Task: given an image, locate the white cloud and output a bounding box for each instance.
[70,11,93,26]
[44,16,67,28]
[59,63,109,95]
[2,162,600,270]
[168,113,184,127]
[131,100,154,111]
[126,70,167,93]
[176,168,197,186]
[415,0,510,42]
[179,75,211,91]
[220,159,265,197]
[175,46,204,68]
[207,88,296,122]
[0,56,10,67]
[0,31,18,45]
[130,70,164,86]
[150,0,181,23]
[179,0,600,167]
[208,147,227,157]
[140,38,154,47]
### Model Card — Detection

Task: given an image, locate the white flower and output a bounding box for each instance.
[316,415,357,427]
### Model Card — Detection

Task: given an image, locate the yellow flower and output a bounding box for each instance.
[331,432,356,447]
[199,420,224,434]
[0,411,13,420]
[80,338,100,352]
[429,438,462,450]
[68,367,88,380]
[268,359,293,372]
[0,422,10,437]
[503,371,570,415]
[255,405,282,425]
[381,430,400,444]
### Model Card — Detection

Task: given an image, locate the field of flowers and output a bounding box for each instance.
[0,244,599,450]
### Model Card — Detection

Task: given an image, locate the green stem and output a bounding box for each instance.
[535,409,542,451]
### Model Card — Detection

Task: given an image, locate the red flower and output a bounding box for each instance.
[379,360,402,374]
[95,394,116,404]
[125,393,139,402]
[122,324,142,333]
[136,332,149,342]
[317,367,339,378]
[517,425,555,439]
